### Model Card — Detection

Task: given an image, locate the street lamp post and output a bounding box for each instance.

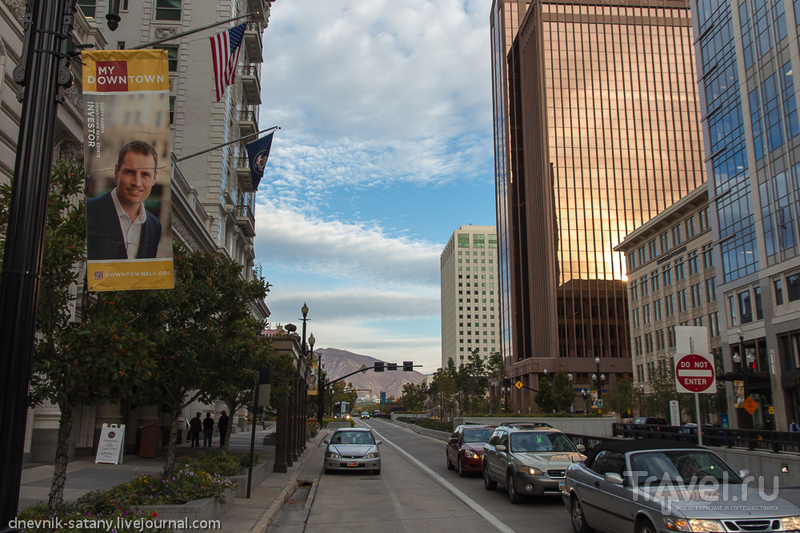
[311,333,323,427]
[300,303,309,355]
[595,357,602,403]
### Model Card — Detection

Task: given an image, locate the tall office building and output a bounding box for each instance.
[692,0,800,429]
[491,0,707,411]
[440,225,500,369]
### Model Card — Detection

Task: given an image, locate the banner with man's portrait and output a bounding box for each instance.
[82,49,174,291]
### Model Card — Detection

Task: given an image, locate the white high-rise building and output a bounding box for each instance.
[440,225,500,368]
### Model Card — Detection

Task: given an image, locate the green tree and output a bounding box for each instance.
[116,243,270,473]
[645,360,679,419]
[430,361,457,421]
[606,377,635,420]
[399,382,427,412]
[486,352,506,414]
[535,375,556,413]
[198,316,272,454]
[552,370,576,413]
[0,161,158,518]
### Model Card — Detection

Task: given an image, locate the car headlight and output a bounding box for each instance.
[519,466,544,475]
[464,451,480,459]
[366,451,380,459]
[780,516,800,530]
[325,451,340,459]
[664,517,725,532]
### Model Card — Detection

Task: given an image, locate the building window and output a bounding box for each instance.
[672,225,683,246]
[755,286,763,320]
[688,251,699,276]
[706,278,717,302]
[474,234,485,248]
[641,275,649,297]
[663,265,673,286]
[458,234,469,248]
[699,208,710,231]
[169,96,175,125]
[660,232,670,254]
[685,216,696,239]
[702,244,714,268]
[489,234,497,248]
[651,270,660,291]
[155,0,182,21]
[729,294,737,326]
[159,45,179,72]
[691,283,703,308]
[739,290,753,323]
[648,240,657,260]
[789,272,800,302]
[775,277,784,305]
[675,258,686,281]
[678,289,688,313]
[77,0,96,17]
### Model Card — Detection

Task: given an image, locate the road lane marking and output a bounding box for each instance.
[370,428,516,533]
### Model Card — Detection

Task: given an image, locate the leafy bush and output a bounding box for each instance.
[397,417,452,432]
[184,449,258,477]
[17,502,168,532]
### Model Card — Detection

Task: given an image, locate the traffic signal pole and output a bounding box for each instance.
[0,1,77,530]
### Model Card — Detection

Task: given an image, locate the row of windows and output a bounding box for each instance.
[633,313,720,357]
[78,0,179,21]
[631,253,715,301]
[728,272,800,327]
[457,234,498,249]
[630,279,717,329]
[628,209,709,271]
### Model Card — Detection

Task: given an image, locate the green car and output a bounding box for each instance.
[483,424,586,504]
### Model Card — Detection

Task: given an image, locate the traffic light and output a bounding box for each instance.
[387,362,398,371]
[403,361,413,372]
[374,362,384,372]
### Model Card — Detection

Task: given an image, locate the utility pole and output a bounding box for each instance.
[0,1,78,530]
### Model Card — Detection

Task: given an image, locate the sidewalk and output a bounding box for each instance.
[18,424,330,532]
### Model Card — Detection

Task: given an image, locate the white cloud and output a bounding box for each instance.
[254,201,442,286]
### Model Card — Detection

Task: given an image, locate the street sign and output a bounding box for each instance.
[674,353,716,394]
[515,381,523,390]
[669,400,681,426]
[742,396,759,415]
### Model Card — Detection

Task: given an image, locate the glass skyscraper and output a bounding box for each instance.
[491,0,706,411]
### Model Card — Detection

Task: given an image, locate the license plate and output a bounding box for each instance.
[558,482,565,491]
[347,461,359,467]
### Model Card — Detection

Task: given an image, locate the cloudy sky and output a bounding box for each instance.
[254,0,496,373]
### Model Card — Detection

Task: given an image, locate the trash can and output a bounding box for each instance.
[139,423,159,458]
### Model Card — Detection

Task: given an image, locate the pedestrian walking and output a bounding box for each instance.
[189,412,202,447]
[218,410,230,447]
[203,412,214,447]
[790,420,799,432]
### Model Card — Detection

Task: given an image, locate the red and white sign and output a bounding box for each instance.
[675,353,717,394]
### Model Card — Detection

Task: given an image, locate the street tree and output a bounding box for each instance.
[0,161,157,518]
[534,374,556,414]
[552,370,576,413]
[399,382,427,413]
[198,315,272,454]
[606,377,635,420]
[116,243,270,473]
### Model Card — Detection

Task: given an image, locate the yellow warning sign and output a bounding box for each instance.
[515,381,523,390]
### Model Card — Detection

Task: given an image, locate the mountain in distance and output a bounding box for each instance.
[316,347,425,400]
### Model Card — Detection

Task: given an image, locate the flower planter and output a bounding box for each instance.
[229,461,268,498]
[150,487,235,533]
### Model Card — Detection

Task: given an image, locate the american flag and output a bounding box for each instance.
[210,23,247,102]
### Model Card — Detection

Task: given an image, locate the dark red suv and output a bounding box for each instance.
[446,425,496,477]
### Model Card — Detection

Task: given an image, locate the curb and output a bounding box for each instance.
[249,432,327,533]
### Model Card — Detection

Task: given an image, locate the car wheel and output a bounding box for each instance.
[447,452,455,470]
[483,462,497,490]
[507,472,523,504]
[373,468,381,475]
[324,468,331,475]
[571,497,594,533]
[636,518,657,533]
[458,457,467,477]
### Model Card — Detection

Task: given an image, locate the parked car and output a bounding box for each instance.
[631,417,669,439]
[323,427,382,475]
[446,424,496,477]
[483,425,586,504]
[563,439,800,533]
[634,417,668,425]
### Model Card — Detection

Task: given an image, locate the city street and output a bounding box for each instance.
[271,418,573,533]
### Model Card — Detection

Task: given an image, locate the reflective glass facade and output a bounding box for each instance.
[492,0,706,402]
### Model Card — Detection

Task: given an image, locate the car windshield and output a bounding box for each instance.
[463,428,494,443]
[331,431,375,445]
[629,450,741,486]
[509,432,577,453]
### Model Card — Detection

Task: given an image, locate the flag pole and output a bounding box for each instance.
[131,14,253,50]
[175,126,280,163]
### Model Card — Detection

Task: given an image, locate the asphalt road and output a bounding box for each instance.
[301,418,575,533]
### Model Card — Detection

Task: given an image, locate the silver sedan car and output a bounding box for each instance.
[563,439,800,533]
[323,427,382,475]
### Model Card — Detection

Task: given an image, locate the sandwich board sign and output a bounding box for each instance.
[95,423,125,464]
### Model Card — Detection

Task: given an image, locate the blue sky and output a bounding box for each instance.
[253,0,496,373]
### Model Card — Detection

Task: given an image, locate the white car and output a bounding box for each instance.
[324,428,382,475]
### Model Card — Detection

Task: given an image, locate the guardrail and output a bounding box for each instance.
[610,423,800,454]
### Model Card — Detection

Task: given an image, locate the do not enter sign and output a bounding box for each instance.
[674,353,717,394]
